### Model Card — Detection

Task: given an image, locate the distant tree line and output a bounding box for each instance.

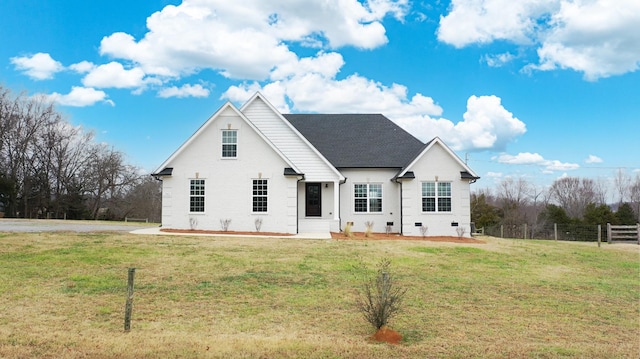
[0,85,160,221]
[472,173,640,238]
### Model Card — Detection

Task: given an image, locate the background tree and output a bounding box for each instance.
[583,203,616,230]
[470,190,501,229]
[549,177,598,220]
[496,177,531,226]
[615,203,636,225]
[629,174,640,223]
[124,177,162,223]
[613,168,631,205]
[539,204,572,227]
[0,84,160,221]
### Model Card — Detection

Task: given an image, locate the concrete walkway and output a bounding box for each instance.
[130,226,332,239]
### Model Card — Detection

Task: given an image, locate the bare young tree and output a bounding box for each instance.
[549,177,596,220]
[525,184,549,237]
[496,177,531,225]
[592,177,609,206]
[629,174,640,223]
[613,168,631,205]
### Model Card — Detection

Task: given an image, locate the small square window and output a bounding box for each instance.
[354,183,382,213]
[422,181,451,212]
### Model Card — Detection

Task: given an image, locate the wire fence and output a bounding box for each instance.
[483,223,603,242]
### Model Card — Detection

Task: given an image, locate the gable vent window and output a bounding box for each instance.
[422,181,451,212]
[190,179,205,212]
[222,130,237,158]
[252,179,268,212]
[354,183,382,213]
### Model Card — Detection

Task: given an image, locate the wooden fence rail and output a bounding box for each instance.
[607,223,640,244]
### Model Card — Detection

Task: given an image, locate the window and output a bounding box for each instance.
[422,181,451,212]
[354,183,382,213]
[222,130,237,158]
[190,179,205,212]
[252,179,268,212]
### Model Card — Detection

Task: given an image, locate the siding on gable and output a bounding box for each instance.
[401,142,473,237]
[242,98,341,182]
[160,108,298,233]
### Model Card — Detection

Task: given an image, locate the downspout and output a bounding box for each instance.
[338,177,347,232]
[296,176,304,234]
[393,177,403,235]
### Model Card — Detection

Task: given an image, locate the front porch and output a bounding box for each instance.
[297,181,341,233]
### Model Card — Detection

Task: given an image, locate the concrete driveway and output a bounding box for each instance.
[0,218,157,233]
[0,219,331,238]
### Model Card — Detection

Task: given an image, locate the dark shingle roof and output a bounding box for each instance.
[283,114,425,168]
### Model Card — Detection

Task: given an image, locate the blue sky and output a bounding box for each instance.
[2,0,639,196]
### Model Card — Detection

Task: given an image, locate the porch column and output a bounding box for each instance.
[333,180,340,221]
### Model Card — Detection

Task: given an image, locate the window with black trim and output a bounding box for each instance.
[354,183,382,213]
[422,181,451,212]
[190,179,205,212]
[222,130,237,158]
[252,179,268,212]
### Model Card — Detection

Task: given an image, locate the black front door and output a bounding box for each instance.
[305,183,321,217]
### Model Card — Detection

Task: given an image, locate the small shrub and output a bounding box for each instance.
[189,217,198,230]
[356,259,407,330]
[220,219,231,231]
[364,221,374,237]
[456,226,466,238]
[420,225,428,237]
[254,218,263,232]
[344,221,353,238]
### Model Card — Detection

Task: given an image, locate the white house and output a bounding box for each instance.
[152,92,479,237]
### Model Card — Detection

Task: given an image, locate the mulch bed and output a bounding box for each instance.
[159,228,484,243]
[331,232,484,243]
[160,228,294,236]
[371,326,403,345]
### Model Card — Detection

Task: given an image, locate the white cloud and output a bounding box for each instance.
[494,152,579,172]
[496,152,545,165]
[544,159,579,171]
[82,62,147,89]
[225,59,526,152]
[45,86,114,107]
[158,84,210,98]
[98,0,408,80]
[69,61,95,73]
[483,52,516,67]
[270,52,345,80]
[585,154,603,164]
[10,52,64,80]
[438,0,640,80]
[437,0,556,47]
[450,95,526,151]
[530,0,640,81]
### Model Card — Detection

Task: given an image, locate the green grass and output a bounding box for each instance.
[0,232,638,358]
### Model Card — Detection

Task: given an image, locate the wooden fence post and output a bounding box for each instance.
[597,224,601,247]
[500,225,504,238]
[524,224,527,239]
[554,223,558,241]
[606,223,611,244]
[124,267,136,332]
